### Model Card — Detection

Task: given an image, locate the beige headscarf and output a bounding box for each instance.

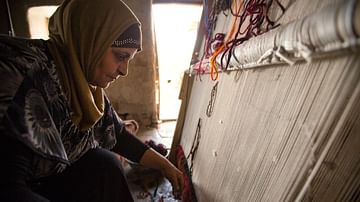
[47,0,141,130]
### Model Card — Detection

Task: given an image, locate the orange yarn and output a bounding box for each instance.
[209,0,244,81]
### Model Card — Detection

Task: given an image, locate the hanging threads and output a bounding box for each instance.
[186,118,202,176]
[197,0,227,80]
[206,81,219,117]
[201,0,287,80]
[219,0,286,71]
[209,0,244,80]
[214,0,232,15]
[176,145,198,201]
[196,0,217,80]
[209,33,226,80]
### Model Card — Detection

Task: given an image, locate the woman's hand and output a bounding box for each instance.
[161,159,184,199]
[140,148,184,199]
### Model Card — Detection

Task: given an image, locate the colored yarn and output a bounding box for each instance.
[206,81,219,117]
[186,118,202,175]
[198,0,286,80]
[176,145,198,202]
[220,0,285,70]
[209,0,244,80]
[145,140,168,157]
[207,0,286,78]
[197,0,219,80]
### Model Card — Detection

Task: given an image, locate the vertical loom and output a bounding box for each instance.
[170,0,360,201]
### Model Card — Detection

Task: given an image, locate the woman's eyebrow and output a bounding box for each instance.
[113,50,130,57]
[116,51,130,56]
[112,49,136,60]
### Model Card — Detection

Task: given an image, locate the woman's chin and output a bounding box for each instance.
[94,82,111,89]
[89,79,113,89]
[101,82,111,89]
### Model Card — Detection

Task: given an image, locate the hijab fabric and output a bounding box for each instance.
[47,0,141,130]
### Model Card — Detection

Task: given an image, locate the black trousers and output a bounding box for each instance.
[0,137,134,202]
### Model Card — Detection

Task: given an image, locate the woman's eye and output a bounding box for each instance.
[115,54,127,61]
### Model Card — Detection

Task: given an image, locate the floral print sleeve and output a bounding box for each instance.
[0,35,92,178]
[0,35,69,167]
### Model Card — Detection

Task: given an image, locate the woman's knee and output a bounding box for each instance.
[82,148,124,170]
[35,148,134,202]
[67,148,129,188]
[76,149,133,201]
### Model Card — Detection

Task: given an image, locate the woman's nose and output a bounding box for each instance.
[118,62,129,77]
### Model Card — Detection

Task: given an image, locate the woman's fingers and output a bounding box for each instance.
[174,171,185,199]
[165,165,184,199]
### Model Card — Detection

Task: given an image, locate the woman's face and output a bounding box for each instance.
[90,47,137,88]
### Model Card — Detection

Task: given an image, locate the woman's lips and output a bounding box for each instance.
[107,75,117,81]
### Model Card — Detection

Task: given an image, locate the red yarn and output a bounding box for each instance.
[176,145,198,202]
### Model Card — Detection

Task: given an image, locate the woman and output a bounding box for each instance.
[0,0,183,201]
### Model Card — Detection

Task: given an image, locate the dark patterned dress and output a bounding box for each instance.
[0,35,148,179]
